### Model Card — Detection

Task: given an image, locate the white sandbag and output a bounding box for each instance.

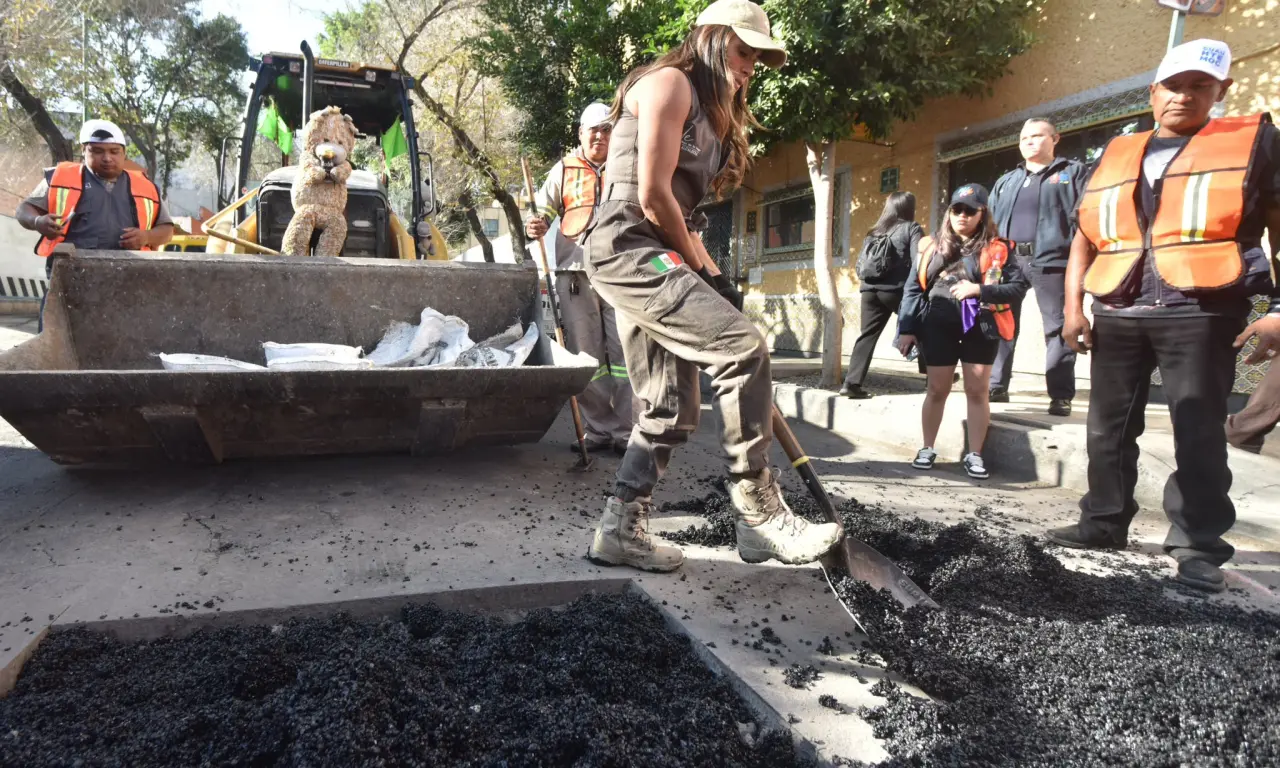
[445,322,539,369]
[158,353,266,372]
[263,342,364,363]
[366,308,474,368]
[265,356,376,372]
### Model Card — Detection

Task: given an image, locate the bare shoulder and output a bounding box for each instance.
[629,67,691,118]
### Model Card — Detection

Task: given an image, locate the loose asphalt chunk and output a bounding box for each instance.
[663,490,1280,767]
[0,593,806,768]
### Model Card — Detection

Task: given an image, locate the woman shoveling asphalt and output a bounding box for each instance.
[579,0,841,573]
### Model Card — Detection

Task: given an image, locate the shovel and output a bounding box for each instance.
[770,406,939,613]
[521,157,594,472]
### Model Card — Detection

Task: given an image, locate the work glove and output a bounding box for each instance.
[697,265,744,312]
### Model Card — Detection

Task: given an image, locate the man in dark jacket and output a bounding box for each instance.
[987,119,1089,415]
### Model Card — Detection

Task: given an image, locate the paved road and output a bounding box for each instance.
[2,315,1276,764]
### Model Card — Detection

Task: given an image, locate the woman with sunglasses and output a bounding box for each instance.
[896,184,1029,479]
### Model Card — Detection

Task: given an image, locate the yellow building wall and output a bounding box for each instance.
[743,0,1280,356]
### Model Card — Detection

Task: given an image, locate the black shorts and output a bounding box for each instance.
[918,299,999,367]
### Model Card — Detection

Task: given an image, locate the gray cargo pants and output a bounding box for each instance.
[557,270,634,444]
[585,239,773,497]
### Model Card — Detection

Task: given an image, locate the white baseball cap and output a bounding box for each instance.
[79,119,127,146]
[579,102,612,130]
[695,0,787,69]
[1155,39,1232,85]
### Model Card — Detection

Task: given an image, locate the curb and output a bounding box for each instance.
[0,299,39,316]
[772,381,1279,543]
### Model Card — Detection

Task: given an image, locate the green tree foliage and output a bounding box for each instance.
[752,0,1034,147]
[88,2,248,194]
[472,0,674,161]
[1,0,248,192]
[0,0,101,161]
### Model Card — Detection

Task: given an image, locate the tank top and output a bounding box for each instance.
[600,71,726,225]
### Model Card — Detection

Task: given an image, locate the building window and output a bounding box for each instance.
[764,195,815,250]
[880,167,900,194]
[482,218,499,237]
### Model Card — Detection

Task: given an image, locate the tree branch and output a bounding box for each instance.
[413,81,526,256]
[0,61,73,163]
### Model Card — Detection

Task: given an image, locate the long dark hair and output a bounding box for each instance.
[868,191,916,238]
[932,203,998,266]
[608,25,757,197]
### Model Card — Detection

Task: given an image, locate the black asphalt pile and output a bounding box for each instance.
[0,593,807,768]
[661,490,1280,766]
[661,492,739,547]
[832,508,1280,768]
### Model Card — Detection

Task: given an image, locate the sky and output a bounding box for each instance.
[199,0,331,57]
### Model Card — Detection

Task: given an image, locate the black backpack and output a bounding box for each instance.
[855,226,900,283]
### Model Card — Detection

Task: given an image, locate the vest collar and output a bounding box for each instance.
[570,148,604,173]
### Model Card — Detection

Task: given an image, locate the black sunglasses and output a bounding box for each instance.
[950,204,980,216]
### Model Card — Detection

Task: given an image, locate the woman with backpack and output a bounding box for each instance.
[841,191,923,399]
[896,184,1029,479]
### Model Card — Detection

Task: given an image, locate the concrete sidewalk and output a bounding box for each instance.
[772,355,1280,549]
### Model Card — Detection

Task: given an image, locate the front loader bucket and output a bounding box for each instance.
[0,251,595,465]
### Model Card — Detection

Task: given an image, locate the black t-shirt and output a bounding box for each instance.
[1095,120,1280,319]
[1007,169,1045,244]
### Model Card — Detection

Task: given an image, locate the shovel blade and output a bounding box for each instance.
[832,533,939,610]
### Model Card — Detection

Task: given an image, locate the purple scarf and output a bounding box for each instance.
[961,297,981,334]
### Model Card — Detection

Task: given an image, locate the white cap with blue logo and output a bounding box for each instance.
[1155,39,1232,84]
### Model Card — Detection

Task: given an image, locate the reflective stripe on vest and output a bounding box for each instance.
[36,163,162,257]
[559,154,602,239]
[917,238,1016,341]
[1077,113,1267,297]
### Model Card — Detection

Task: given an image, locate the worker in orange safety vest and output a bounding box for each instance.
[16,119,174,329]
[1048,39,1280,593]
[526,102,634,455]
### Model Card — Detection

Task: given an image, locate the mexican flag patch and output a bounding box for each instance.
[648,252,684,273]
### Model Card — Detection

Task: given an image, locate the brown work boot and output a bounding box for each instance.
[729,468,841,565]
[588,496,684,572]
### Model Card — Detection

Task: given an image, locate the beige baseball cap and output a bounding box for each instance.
[695,0,787,69]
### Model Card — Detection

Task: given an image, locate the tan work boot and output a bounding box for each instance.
[730,468,841,565]
[588,496,685,573]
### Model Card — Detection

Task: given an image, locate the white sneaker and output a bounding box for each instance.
[963,452,989,479]
[588,496,684,572]
[912,447,937,470]
[728,468,841,565]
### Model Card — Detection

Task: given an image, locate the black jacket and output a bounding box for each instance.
[989,157,1088,270]
[860,221,923,292]
[897,238,1030,337]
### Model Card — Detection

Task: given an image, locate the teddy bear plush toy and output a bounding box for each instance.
[281,106,358,257]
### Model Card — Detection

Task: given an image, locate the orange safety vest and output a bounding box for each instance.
[558,153,603,240]
[917,237,1017,341]
[35,162,162,257]
[1076,114,1268,297]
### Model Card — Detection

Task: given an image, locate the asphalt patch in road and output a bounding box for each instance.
[837,507,1280,767]
[662,490,1280,767]
[0,593,807,768]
